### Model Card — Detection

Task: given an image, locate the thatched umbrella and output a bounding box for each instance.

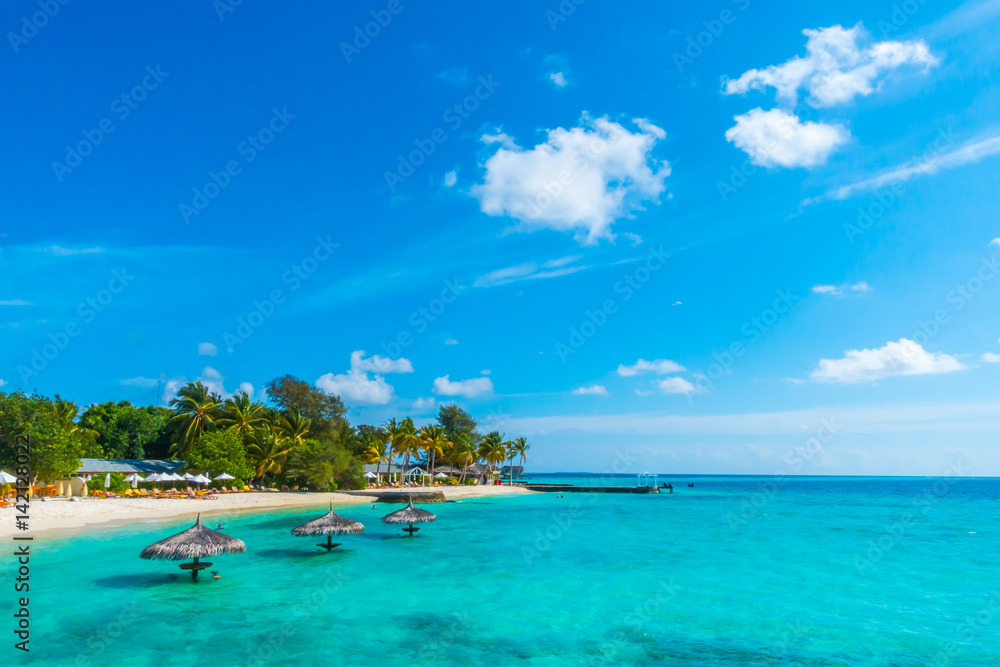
[139,514,246,579]
[291,502,365,551]
[382,497,436,536]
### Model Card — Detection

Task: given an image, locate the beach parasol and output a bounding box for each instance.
[139,514,246,579]
[0,470,18,484]
[215,472,235,480]
[434,473,448,479]
[124,473,145,488]
[190,474,211,486]
[291,502,365,551]
[104,473,111,489]
[181,473,195,480]
[382,497,436,537]
[363,472,377,479]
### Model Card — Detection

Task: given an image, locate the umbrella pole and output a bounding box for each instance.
[191,556,199,580]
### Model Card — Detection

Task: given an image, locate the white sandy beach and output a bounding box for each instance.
[0,485,531,539]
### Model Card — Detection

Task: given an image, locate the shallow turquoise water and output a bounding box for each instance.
[7,476,1000,665]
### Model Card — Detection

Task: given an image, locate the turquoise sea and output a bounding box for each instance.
[9,475,1000,666]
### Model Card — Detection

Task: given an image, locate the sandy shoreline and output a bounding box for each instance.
[0,485,532,540]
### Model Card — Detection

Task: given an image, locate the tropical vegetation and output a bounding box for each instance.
[0,377,533,490]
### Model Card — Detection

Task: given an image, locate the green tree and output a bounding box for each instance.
[392,417,423,485]
[510,436,530,483]
[437,404,478,443]
[215,391,269,439]
[420,424,450,480]
[0,392,92,484]
[278,405,312,446]
[479,430,508,483]
[264,374,347,439]
[184,429,254,483]
[79,400,164,458]
[285,438,361,491]
[450,433,478,484]
[245,427,295,482]
[167,382,220,456]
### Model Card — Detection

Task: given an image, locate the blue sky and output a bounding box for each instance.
[3,0,1000,474]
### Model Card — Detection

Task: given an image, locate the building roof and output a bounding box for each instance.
[363,463,404,474]
[77,459,185,474]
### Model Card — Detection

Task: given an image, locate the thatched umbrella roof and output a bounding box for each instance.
[292,503,365,536]
[382,498,437,525]
[139,514,246,561]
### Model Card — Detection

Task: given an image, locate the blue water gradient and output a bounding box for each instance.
[9,476,1000,666]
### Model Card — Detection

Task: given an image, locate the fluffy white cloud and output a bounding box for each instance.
[723,24,937,107]
[471,115,670,244]
[433,375,494,398]
[549,71,568,87]
[811,339,966,383]
[617,358,685,376]
[317,369,394,405]
[0,379,6,388]
[349,350,413,374]
[412,396,437,410]
[725,108,848,168]
[572,384,609,395]
[198,342,218,356]
[657,377,697,394]
[313,350,412,405]
[981,352,1000,363]
[443,170,457,187]
[812,281,871,295]
[991,238,1000,247]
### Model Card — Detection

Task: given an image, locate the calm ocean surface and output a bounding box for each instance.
[10,475,1000,666]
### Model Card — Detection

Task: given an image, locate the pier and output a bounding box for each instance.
[523,484,660,494]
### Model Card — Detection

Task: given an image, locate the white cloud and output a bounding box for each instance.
[474,255,590,288]
[573,384,609,395]
[981,352,1000,363]
[812,281,872,295]
[480,369,491,375]
[238,381,254,397]
[811,339,966,383]
[991,238,1000,247]
[412,396,436,410]
[549,71,568,87]
[723,24,937,107]
[672,301,682,306]
[198,366,244,399]
[445,338,459,345]
[617,358,686,376]
[349,350,414,374]
[573,384,608,396]
[657,377,697,394]
[432,375,494,398]
[312,350,412,405]
[316,369,395,405]
[725,108,848,168]
[198,342,218,356]
[819,132,1000,201]
[443,170,458,187]
[471,115,670,244]
[0,300,30,306]
[622,232,643,247]
[0,379,6,388]
[121,377,160,388]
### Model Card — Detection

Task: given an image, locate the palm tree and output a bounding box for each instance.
[509,437,529,483]
[245,427,295,482]
[479,431,508,483]
[393,418,424,486]
[383,418,403,485]
[278,405,312,446]
[451,433,478,484]
[420,424,450,483]
[167,382,220,456]
[363,434,388,483]
[215,391,269,438]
